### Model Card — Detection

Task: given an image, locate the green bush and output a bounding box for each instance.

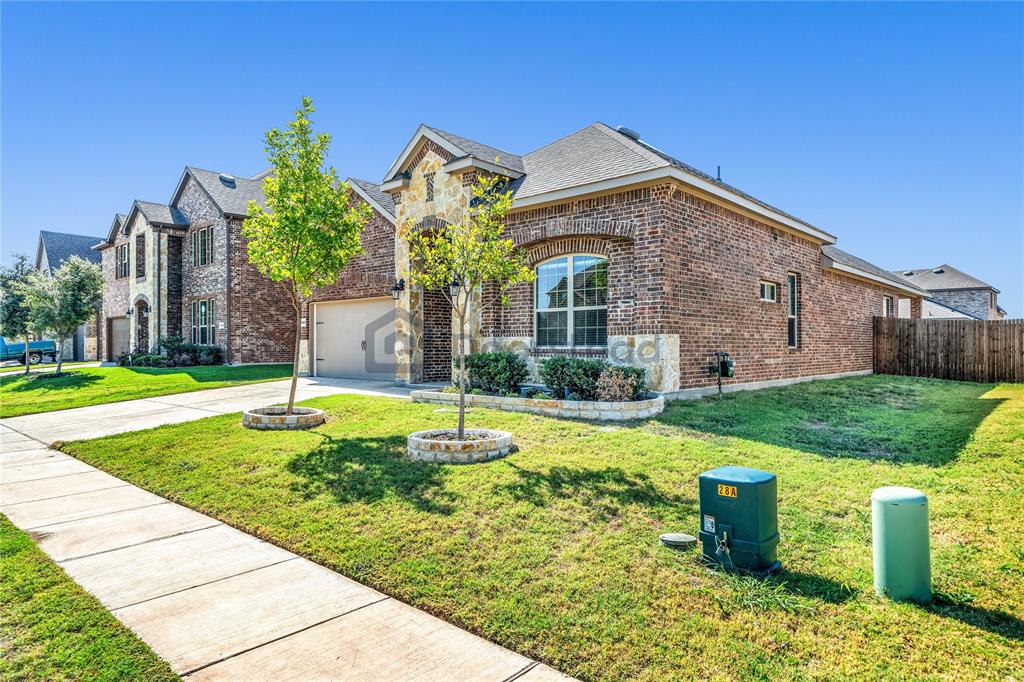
[539,357,647,401]
[460,351,529,396]
[595,366,648,401]
[115,336,225,368]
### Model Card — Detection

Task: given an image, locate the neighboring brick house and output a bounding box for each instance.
[34,230,104,361]
[891,265,1007,320]
[374,123,927,395]
[93,168,396,368]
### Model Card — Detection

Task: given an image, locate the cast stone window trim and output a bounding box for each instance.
[535,254,608,348]
[190,298,217,345]
[759,280,778,303]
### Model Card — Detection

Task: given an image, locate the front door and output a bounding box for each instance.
[108,317,129,360]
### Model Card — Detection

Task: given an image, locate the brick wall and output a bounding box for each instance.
[929,288,997,320]
[479,182,915,390]
[422,288,452,382]
[99,232,130,360]
[176,178,229,351]
[166,235,183,338]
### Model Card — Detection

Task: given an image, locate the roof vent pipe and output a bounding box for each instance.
[616,126,640,141]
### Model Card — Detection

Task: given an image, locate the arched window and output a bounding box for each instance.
[535,255,608,347]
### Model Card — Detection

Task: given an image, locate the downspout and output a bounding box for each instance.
[225,217,232,364]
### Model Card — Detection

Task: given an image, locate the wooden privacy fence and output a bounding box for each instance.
[874,317,1023,383]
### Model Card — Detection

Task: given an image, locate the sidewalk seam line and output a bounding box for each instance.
[5,469,101,484]
[1,483,131,507]
[180,595,392,677]
[24,501,171,530]
[110,557,300,612]
[57,523,224,563]
[503,661,540,682]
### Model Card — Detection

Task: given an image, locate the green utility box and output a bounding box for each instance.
[872,486,931,603]
[698,466,780,574]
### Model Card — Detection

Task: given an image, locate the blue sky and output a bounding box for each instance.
[2,2,1021,314]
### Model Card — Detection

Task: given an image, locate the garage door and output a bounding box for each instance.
[313,298,395,379]
[108,317,129,360]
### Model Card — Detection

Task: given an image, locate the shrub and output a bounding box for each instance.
[596,366,648,402]
[460,351,529,396]
[538,356,608,400]
[197,344,225,366]
[540,357,647,401]
[115,337,225,367]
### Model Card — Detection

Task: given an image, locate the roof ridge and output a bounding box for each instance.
[592,122,669,168]
[424,124,522,161]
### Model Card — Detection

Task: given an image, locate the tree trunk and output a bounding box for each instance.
[287,304,301,415]
[22,334,30,375]
[457,312,466,440]
[55,335,64,376]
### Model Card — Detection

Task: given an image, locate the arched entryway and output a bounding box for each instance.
[135,299,151,352]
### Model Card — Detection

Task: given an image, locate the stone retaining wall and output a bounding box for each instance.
[410,391,664,421]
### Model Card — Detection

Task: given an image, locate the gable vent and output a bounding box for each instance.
[615,125,641,141]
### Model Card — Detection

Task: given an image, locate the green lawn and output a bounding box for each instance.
[56,376,1023,680]
[0,364,293,418]
[0,516,176,681]
[0,361,97,376]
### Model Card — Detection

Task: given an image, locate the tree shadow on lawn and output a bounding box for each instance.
[494,461,696,520]
[0,371,101,393]
[124,366,292,383]
[285,433,456,514]
[654,378,1004,466]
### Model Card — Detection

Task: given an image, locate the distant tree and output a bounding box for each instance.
[244,97,370,414]
[20,256,103,376]
[400,173,534,439]
[0,254,35,375]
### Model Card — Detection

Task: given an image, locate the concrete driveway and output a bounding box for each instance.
[1,376,422,445]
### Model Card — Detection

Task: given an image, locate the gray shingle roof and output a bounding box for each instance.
[349,178,395,218]
[185,167,267,216]
[424,126,525,174]
[822,245,929,295]
[135,200,189,226]
[889,265,996,292]
[39,231,104,266]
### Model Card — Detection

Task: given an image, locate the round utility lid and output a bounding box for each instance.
[659,533,697,548]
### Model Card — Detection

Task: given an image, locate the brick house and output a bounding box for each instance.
[891,264,1006,320]
[94,122,928,397]
[34,230,104,361]
[93,168,396,366]
[376,123,927,396]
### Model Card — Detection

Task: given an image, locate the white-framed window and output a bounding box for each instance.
[883,295,894,318]
[115,244,130,278]
[190,298,216,344]
[787,273,800,348]
[759,280,778,303]
[535,254,608,347]
[192,227,213,267]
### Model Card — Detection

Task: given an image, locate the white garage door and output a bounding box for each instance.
[313,297,396,379]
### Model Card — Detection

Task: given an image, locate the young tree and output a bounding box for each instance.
[401,173,534,439]
[0,254,35,375]
[20,255,103,376]
[244,97,370,414]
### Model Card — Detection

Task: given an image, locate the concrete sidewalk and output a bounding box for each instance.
[0,381,570,680]
[1,376,422,445]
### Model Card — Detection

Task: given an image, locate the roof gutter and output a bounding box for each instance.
[821,255,931,298]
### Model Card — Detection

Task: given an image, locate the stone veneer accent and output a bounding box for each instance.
[411,390,665,421]
[242,406,325,430]
[407,429,513,464]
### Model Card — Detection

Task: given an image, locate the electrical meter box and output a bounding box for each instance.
[698,466,780,574]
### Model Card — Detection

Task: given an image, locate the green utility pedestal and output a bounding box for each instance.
[871,486,931,604]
